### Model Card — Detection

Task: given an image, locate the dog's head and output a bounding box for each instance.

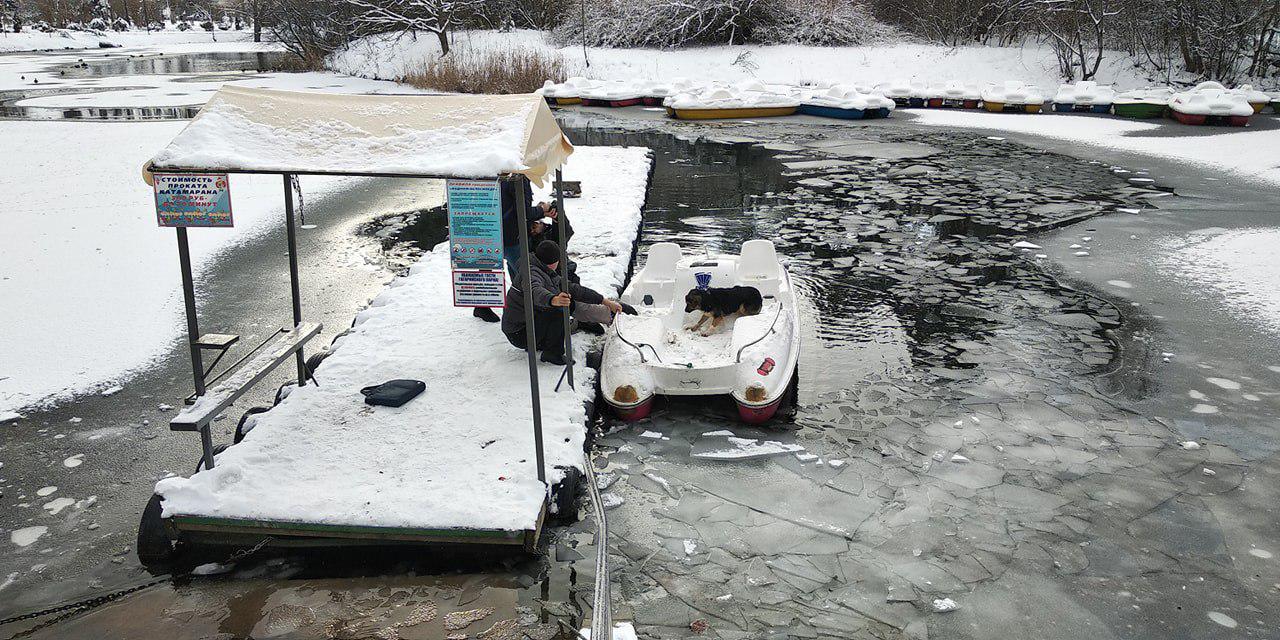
[684,289,705,313]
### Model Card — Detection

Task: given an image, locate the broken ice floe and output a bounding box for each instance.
[191,562,234,576]
[691,434,805,460]
[1204,377,1241,390]
[931,598,959,612]
[36,486,57,497]
[10,526,47,547]
[43,497,75,515]
[63,454,84,468]
[1206,611,1237,629]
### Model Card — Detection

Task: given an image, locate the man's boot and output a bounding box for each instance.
[540,350,567,366]
[473,307,500,323]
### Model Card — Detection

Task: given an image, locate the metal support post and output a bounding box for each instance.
[283,173,307,386]
[554,169,574,390]
[176,227,215,470]
[514,175,548,486]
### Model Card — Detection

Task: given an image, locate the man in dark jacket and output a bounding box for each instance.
[474,180,558,324]
[502,240,623,365]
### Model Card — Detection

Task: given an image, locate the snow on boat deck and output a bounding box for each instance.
[155,146,653,534]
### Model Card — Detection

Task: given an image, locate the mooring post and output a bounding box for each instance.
[177,227,215,469]
[514,175,548,486]
[282,173,307,387]
[554,169,574,390]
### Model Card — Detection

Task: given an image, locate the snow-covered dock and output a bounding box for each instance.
[155,146,652,546]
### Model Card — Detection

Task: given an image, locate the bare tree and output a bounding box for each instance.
[1035,0,1119,80]
[267,0,354,66]
[344,0,485,55]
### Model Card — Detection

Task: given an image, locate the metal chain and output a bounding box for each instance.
[0,535,274,639]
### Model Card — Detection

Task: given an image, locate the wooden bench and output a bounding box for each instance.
[171,322,322,434]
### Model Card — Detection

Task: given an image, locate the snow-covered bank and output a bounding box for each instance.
[0,28,260,53]
[331,29,1151,90]
[156,146,652,531]
[0,120,359,414]
[907,109,1280,187]
[1165,228,1280,335]
[0,40,430,415]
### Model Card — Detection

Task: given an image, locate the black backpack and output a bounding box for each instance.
[360,380,426,407]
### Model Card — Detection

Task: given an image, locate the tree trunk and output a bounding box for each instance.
[436,28,450,56]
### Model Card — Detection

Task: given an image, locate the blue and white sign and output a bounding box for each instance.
[446,179,504,271]
[154,173,233,228]
[446,178,505,307]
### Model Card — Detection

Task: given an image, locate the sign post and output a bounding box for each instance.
[153,171,234,472]
[446,179,506,308]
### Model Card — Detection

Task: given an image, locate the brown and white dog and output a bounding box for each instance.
[685,286,763,336]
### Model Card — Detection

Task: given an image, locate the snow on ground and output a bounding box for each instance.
[331,29,1151,91]
[156,146,653,532]
[0,28,258,53]
[9,71,409,107]
[0,38,430,415]
[908,109,1280,187]
[1164,228,1280,334]
[0,120,360,414]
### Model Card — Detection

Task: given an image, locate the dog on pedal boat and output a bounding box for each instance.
[684,286,763,336]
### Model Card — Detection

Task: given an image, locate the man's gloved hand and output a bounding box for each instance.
[620,302,639,316]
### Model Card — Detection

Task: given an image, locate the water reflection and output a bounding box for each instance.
[60,51,287,77]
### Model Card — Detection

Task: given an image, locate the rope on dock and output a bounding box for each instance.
[582,450,613,638]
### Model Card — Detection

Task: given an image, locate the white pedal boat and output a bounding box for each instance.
[601,240,800,424]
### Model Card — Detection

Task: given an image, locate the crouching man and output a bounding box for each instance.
[502,240,628,365]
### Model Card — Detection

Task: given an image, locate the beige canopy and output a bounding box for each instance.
[145,86,573,186]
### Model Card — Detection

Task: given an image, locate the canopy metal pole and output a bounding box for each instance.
[283,173,307,386]
[514,175,548,486]
[554,169,574,390]
[176,227,215,470]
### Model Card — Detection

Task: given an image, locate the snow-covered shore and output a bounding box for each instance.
[0,41,418,416]
[907,109,1280,187]
[0,28,258,53]
[331,29,1153,91]
[156,146,652,531]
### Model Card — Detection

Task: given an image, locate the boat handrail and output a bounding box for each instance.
[613,319,662,364]
[735,300,785,364]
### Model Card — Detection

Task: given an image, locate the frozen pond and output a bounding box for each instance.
[4,97,1280,638]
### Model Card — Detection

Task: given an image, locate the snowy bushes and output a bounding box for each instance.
[755,0,902,46]
[553,0,897,48]
[400,45,572,93]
